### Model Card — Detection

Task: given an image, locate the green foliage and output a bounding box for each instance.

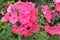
[48,35,60,40]
[10,0,15,4]
[36,31,48,40]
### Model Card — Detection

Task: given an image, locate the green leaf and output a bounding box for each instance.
[35,31,48,40]
[48,35,59,40]
[10,0,15,4]
[18,35,21,40]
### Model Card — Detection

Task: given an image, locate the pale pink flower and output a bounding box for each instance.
[7,4,12,13]
[9,13,18,24]
[53,0,60,3]
[1,13,9,22]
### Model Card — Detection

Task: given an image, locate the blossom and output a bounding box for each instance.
[52,10,58,19]
[42,5,52,23]
[33,24,40,33]
[1,4,18,24]
[44,23,56,35]
[55,25,60,35]
[55,3,60,11]
[19,22,40,37]
[30,8,38,23]
[1,13,9,22]
[53,0,60,11]
[12,25,19,34]
[7,4,12,13]
[53,0,60,3]
[44,23,60,35]
[9,13,18,24]
[18,14,30,25]
[19,23,33,37]
[17,1,38,24]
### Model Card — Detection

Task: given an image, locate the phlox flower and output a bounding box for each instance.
[53,0,60,11]
[42,5,52,23]
[19,23,33,37]
[12,25,19,34]
[1,13,9,22]
[44,23,60,35]
[55,3,60,11]
[33,24,40,33]
[9,13,18,24]
[53,0,60,3]
[18,14,30,25]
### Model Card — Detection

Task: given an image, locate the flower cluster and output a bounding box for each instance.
[42,5,58,23]
[42,0,60,36]
[1,1,40,37]
[1,0,60,38]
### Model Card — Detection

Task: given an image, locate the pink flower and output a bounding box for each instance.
[1,13,9,22]
[53,0,60,11]
[7,4,12,13]
[20,29,32,37]
[33,24,40,33]
[7,4,18,24]
[44,23,51,32]
[44,24,56,35]
[44,23,60,35]
[52,10,58,19]
[55,25,60,35]
[42,5,52,23]
[55,3,60,11]
[19,24,33,37]
[1,1,40,37]
[18,14,30,25]
[53,0,60,3]
[12,25,19,34]
[16,1,38,25]
[9,13,18,24]
[19,22,40,37]
[30,8,38,23]
[48,27,56,35]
